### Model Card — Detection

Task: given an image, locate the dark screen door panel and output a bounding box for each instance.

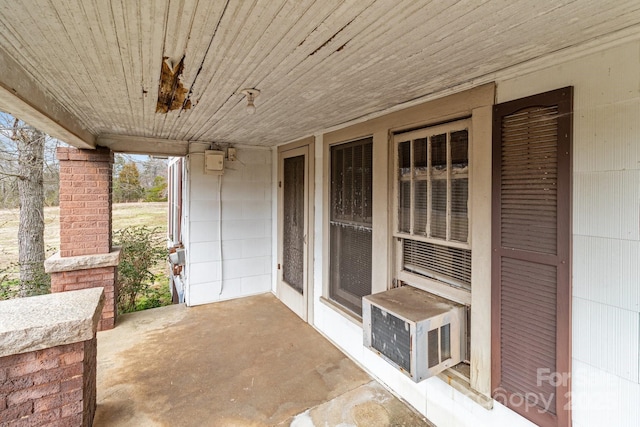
[282,155,305,293]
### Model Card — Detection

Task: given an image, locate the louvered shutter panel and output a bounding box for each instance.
[492,87,572,427]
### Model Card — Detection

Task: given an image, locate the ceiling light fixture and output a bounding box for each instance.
[240,88,260,114]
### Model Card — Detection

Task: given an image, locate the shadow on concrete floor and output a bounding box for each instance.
[94,293,433,427]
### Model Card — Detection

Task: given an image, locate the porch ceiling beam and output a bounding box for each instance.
[0,47,95,149]
[96,134,189,156]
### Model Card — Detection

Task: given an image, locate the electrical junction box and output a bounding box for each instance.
[204,150,224,175]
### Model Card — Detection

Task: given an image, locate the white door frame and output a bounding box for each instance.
[277,137,315,322]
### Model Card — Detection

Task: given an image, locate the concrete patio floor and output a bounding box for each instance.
[93,293,434,427]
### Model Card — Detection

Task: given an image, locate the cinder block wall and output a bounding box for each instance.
[184,147,272,305]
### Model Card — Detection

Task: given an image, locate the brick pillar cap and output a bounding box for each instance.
[56,146,113,163]
[0,288,105,357]
[45,247,121,274]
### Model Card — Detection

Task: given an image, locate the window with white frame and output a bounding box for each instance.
[329,137,373,316]
[168,158,183,246]
[394,119,471,297]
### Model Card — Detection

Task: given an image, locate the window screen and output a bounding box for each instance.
[329,138,373,315]
[282,155,305,293]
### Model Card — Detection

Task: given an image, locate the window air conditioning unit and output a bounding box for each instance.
[204,150,225,175]
[363,286,466,382]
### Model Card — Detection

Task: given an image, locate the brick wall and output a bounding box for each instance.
[50,267,118,331]
[0,338,97,427]
[57,147,113,258]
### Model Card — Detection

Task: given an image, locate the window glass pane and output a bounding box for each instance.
[431,134,447,171]
[414,180,427,235]
[431,179,446,239]
[353,144,363,221]
[398,141,411,177]
[451,178,468,242]
[399,181,411,233]
[451,130,468,171]
[343,147,353,219]
[331,148,344,219]
[363,142,373,221]
[330,223,372,314]
[414,138,427,170]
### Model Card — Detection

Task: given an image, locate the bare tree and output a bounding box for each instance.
[139,156,168,189]
[0,116,59,209]
[0,115,49,296]
[14,119,47,295]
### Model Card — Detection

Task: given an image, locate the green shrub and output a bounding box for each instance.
[0,261,50,300]
[113,226,167,314]
[18,263,50,298]
[135,274,172,311]
[0,278,19,301]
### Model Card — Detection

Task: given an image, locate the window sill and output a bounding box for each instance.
[319,296,363,327]
[438,365,493,410]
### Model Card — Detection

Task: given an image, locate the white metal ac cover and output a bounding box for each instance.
[363,285,466,382]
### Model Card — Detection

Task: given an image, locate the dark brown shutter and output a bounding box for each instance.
[492,87,572,427]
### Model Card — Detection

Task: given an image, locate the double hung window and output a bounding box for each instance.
[394,119,472,295]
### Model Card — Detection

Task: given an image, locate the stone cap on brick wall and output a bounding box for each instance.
[0,287,104,358]
[44,247,121,274]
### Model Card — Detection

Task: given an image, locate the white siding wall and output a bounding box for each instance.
[497,40,640,427]
[310,39,640,426]
[184,147,272,306]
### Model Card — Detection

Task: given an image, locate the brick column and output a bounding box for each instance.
[46,148,120,330]
[57,147,113,257]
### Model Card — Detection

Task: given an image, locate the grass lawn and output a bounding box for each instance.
[0,202,167,276]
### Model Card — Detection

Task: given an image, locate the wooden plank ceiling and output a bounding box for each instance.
[0,0,639,152]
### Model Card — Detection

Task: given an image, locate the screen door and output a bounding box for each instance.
[277,145,310,320]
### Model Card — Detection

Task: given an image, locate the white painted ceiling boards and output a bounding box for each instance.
[0,0,639,153]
